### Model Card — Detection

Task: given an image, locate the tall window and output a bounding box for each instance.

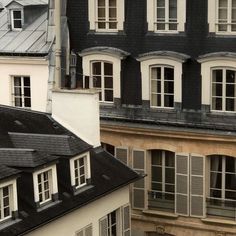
[11,10,22,30]
[208,155,236,218]
[37,170,52,204]
[151,66,174,108]
[12,76,31,108]
[91,61,113,102]
[97,0,117,30]
[74,156,87,188]
[211,68,236,112]
[217,0,236,32]
[0,185,12,221]
[150,150,175,212]
[155,0,177,31]
[100,210,118,236]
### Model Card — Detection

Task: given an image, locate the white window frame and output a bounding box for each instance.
[12,75,31,108]
[81,53,122,103]
[99,208,121,236]
[198,57,236,112]
[147,0,186,33]
[75,224,93,236]
[211,67,236,112]
[208,0,236,34]
[10,9,23,31]
[88,0,125,32]
[150,65,175,108]
[0,179,17,222]
[138,57,183,108]
[209,155,236,205]
[70,152,91,189]
[91,61,114,103]
[33,165,58,205]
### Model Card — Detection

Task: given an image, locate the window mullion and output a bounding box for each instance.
[222,156,226,200]
[228,0,232,32]
[162,151,165,193]
[102,62,105,102]
[106,0,109,29]
[223,69,226,111]
[165,0,169,30]
[21,77,24,107]
[161,66,164,107]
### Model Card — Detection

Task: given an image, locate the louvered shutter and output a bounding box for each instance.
[99,216,108,236]
[115,147,128,165]
[190,154,205,218]
[132,149,146,209]
[175,153,189,216]
[122,205,131,236]
[85,224,92,236]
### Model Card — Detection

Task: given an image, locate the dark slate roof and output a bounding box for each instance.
[9,133,91,156]
[0,149,140,236]
[0,165,20,180]
[0,106,140,235]
[0,149,57,168]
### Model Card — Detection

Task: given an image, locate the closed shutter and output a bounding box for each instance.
[115,147,128,165]
[99,216,108,236]
[175,153,189,216]
[190,154,205,218]
[85,224,92,236]
[122,205,131,236]
[132,149,146,209]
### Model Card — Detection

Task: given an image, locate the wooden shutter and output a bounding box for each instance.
[85,224,92,236]
[122,205,131,236]
[132,149,146,209]
[115,147,128,165]
[175,153,189,216]
[190,154,206,218]
[99,216,108,236]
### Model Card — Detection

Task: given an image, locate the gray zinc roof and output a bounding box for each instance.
[5,0,48,7]
[0,0,51,55]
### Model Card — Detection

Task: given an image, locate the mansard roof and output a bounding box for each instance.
[197,51,236,63]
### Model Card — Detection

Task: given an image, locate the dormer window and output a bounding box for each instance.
[0,179,18,223]
[33,165,58,207]
[70,152,91,190]
[11,10,22,30]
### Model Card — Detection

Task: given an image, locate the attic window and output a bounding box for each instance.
[11,10,22,30]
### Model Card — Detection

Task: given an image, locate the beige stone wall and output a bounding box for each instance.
[101,123,236,236]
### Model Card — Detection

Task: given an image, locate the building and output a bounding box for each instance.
[0,97,140,235]
[0,0,55,112]
[66,0,236,235]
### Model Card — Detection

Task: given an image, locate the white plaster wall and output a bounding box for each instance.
[0,57,49,112]
[52,89,100,147]
[26,186,130,236]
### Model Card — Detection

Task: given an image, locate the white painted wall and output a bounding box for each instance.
[0,57,49,112]
[52,89,100,147]
[26,186,130,236]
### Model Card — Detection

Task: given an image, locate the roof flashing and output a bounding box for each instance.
[197,52,236,63]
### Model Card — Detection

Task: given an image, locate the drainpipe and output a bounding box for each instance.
[54,0,61,89]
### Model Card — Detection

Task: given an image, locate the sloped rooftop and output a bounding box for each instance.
[0,0,51,55]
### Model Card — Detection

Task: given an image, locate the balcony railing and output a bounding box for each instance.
[148,190,175,213]
[206,197,236,219]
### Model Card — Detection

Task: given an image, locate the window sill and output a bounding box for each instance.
[73,184,94,196]
[0,218,21,230]
[143,209,178,219]
[37,200,61,212]
[146,31,185,37]
[87,30,125,36]
[201,217,236,226]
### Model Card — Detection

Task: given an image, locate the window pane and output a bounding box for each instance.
[152,166,162,182]
[211,156,222,171]
[98,0,105,6]
[210,189,222,198]
[157,8,165,18]
[14,20,22,29]
[105,77,113,88]
[226,84,235,97]
[92,62,101,75]
[152,150,162,165]
[225,191,236,200]
[210,173,222,188]
[165,184,175,193]
[212,97,222,110]
[24,77,30,86]
[98,8,105,18]
[93,76,101,88]
[169,0,177,19]
[79,158,84,166]
[109,8,116,18]
[164,67,174,80]
[14,87,21,96]
[226,157,236,172]
[219,0,228,7]
[3,187,9,197]
[212,70,223,82]
[212,83,222,96]
[226,174,236,191]
[165,151,175,167]
[157,0,165,7]
[219,9,227,19]
[104,63,113,75]
[152,182,162,191]
[104,90,113,101]
[165,168,175,184]
[226,98,235,111]
[13,11,21,18]
[14,77,21,86]
[109,0,116,7]
[151,94,161,106]
[164,81,174,93]
[24,87,31,97]
[164,94,174,107]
